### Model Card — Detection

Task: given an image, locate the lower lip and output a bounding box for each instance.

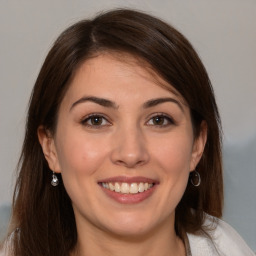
[100,185,157,204]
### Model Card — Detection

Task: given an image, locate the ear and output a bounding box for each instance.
[190,121,207,171]
[37,126,61,173]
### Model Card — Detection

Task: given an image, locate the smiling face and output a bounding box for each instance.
[38,53,206,239]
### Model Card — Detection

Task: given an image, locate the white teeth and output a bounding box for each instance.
[101,182,154,194]
[121,183,129,194]
[129,183,138,194]
[109,183,115,191]
[138,182,145,193]
[114,182,121,192]
[102,183,109,189]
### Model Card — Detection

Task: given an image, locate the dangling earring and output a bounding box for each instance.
[51,172,59,186]
[190,170,201,187]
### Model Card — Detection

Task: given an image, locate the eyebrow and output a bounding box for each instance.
[70,96,119,111]
[143,97,184,112]
[70,96,184,112]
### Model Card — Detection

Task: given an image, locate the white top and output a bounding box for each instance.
[1,216,255,256]
[187,215,255,255]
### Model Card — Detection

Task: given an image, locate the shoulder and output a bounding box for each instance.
[0,244,11,256]
[211,217,255,255]
[0,235,13,256]
[187,214,255,256]
[0,247,7,256]
[0,245,9,256]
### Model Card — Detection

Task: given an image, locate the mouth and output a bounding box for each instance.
[100,181,154,194]
[98,176,158,204]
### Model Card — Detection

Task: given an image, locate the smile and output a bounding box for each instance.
[100,182,154,194]
[98,176,158,204]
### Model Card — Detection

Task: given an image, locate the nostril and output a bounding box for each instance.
[114,158,147,168]
[110,137,150,167]
[115,160,125,165]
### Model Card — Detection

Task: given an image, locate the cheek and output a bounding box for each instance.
[152,133,193,173]
[147,135,192,220]
[55,131,110,209]
[152,133,192,197]
[55,129,108,177]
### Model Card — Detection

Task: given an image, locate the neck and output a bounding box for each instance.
[72,217,186,256]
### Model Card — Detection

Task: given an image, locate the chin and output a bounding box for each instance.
[99,211,162,238]
[106,224,154,239]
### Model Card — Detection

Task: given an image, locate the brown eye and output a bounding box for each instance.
[90,116,103,125]
[147,115,174,127]
[81,115,110,127]
[152,116,165,125]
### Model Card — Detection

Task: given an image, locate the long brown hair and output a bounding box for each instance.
[6,9,223,255]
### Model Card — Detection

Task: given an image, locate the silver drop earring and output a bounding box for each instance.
[51,172,59,186]
[190,170,201,187]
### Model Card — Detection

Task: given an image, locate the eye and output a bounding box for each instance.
[147,114,174,127]
[81,114,111,127]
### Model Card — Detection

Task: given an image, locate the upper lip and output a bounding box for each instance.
[98,176,159,184]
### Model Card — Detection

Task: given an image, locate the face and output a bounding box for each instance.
[39,53,206,238]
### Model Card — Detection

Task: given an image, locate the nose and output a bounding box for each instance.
[110,126,150,168]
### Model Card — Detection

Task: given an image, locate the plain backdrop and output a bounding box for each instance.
[0,0,255,250]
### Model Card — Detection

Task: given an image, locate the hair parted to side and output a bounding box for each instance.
[6,8,223,256]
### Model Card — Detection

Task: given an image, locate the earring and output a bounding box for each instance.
[51,172,59,186]
[190,170,201,187]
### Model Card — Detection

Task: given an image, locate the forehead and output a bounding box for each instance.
[63,53,187,107]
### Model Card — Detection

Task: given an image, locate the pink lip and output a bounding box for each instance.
[98,176,159,204]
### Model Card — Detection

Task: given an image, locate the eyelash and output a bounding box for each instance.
[80,114,111,128]
[80,113,175,128]
[146,113,175,127]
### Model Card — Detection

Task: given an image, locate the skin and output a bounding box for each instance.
[38,53,207,256]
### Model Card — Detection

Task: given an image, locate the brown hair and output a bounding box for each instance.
[6,8,223,255]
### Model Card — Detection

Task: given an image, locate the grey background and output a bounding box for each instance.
[0,0,255,250]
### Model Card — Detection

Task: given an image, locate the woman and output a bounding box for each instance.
[1,9,254,256]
